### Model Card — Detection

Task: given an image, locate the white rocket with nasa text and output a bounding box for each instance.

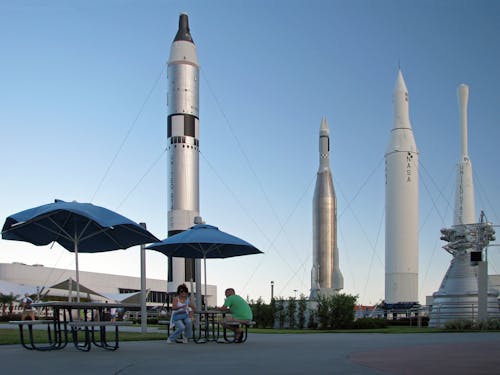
[385,70,419,304]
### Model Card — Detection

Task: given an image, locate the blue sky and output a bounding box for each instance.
[1,0,499,305]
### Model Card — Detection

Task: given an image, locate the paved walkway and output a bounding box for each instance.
[1,332,500,374]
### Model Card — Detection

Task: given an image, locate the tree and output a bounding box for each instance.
[315,293,358,329]
[275,299,286,328]
[297,294,307,329]
[250,297,275,328]
[287,297,297,328]
[0,293,20,318]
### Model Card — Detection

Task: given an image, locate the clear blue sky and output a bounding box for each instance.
[1,0,499,305]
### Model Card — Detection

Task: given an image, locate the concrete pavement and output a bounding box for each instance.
[1,331,500,374]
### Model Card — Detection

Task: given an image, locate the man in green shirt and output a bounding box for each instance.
[218,288,252,343]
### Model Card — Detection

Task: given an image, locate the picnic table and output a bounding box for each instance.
[10,301,139,351]
[193,310,255,344]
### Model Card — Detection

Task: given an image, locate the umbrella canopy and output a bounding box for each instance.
[2,199,159,301]
[146,223,263,307]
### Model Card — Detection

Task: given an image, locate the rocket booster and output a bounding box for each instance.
[167,14,200,289]
[454,84,475,225]
[311,118,343,299]
[385,70,419,304]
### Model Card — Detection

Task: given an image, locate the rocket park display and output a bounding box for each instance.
[163,15,494,310]
[310,118,344,298]
[428,84,498,327]
[385,70,419,304]
[166,14,200,290]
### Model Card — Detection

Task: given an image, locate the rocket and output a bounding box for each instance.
[166,14,200,291]
[384,70,419,304]
[454,84,476,225]
[427,84,496,328]
[310,117,343,299]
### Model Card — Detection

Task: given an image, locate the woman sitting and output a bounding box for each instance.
[167,284,195,344]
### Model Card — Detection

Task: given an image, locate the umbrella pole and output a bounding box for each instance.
[75,241,80,302]
[204,255,207,311]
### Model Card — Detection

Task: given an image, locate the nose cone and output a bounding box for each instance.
[174,13,194,43]
[394,69,408,97]
[392,69,411,130]
[320,117,329,137]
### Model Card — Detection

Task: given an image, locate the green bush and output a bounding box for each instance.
[386,317,429,327]
[287,297,297,328]
[352,318,387,329]
[445,319,475,330]
[0,314,22,322]
[275,299,286,328]
[316,293,358,329]
[297,296,307,329]
[486,318,500,330]
[250,297,275,328]
[445,318,500,331]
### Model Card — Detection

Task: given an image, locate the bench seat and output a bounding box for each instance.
[9,320,55,325]
[67,321,132,327]
[222,321,255,343]
[9,319,66,351]
[67,320,132,351]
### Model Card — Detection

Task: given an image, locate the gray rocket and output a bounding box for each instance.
[166,14,200,291]
[310,117,343,299]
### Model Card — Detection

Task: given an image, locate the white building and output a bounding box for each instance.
[0,262,216,307]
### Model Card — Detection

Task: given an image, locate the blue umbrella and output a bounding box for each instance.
[146,223,263,304]
[2,199,159,301]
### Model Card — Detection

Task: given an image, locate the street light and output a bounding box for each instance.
[271,281,274,301]
[293,289,298,299]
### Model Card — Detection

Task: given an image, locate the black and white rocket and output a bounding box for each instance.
[310,117,343,299]
[166,14,200,291]
[385,70,419,304]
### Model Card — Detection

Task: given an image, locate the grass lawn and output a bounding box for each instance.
[250,327,445,334]
[0,324,452,345]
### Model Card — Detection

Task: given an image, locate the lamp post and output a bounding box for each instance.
[270,281,274,301]
[294,289,298,299]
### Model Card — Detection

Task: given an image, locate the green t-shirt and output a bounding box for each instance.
[223,294,253,320]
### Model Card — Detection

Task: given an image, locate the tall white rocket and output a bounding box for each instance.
[166,14,201,291]
[385,70,419,304]
[454,84,476,225]
[310,117,343,299]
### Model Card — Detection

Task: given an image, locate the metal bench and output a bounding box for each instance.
[67,321,133,351]
[9,320,67,351]
[222,320,256,343]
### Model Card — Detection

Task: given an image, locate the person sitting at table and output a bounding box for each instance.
[217,288,253,343]
[21,293,35,321]
[167,284,195,344]
[109,307,117,322]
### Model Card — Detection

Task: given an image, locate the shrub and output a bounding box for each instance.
[445,319,475,330]
[274,299,286,328]
[287,297,297,328]
[250,297,275,328]
[315,293,358,329]
[352,318,387,329]
[297,296,307,329]
[486,318,500,330]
